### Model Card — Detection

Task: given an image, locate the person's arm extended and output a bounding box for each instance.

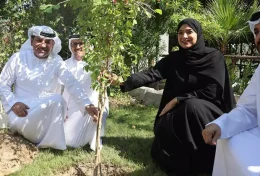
[203,66,259,144]
[211,68,258,139]
[57,58,93,111]
[121,56,170,92]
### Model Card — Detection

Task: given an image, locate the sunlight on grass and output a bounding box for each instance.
[11,94,166,176]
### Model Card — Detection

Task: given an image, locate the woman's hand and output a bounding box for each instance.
[159,97,178,116]
[104,73,124,86]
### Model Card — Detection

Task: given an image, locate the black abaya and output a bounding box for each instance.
[120,18,235,175]
[153,99,223,175]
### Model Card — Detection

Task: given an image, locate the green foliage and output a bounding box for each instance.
[68,0,148,89]
[108,87,124,97]
[205,0,260,53]
[166,0,204,33]
[0,0,77,63]
[131,0,210,70]
[225,57,255,95]
[155,9,162,15]
[64,2,159,166]
[38,0,76,58]
[237,63,252,94]
[40,4,61,13]
[0,0,32,70]
[161,0,223,45]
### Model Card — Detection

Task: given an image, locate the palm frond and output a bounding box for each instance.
[205,0,260,47]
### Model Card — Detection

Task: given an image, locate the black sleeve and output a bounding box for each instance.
[120,56,170,92]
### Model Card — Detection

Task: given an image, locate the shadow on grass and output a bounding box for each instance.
[103,135,167,176]
[39,148,65,155]
[113,114,155,132]
[103,136,154,167]
[128,162,166,176]
[109,104,157,132]
[39,144,93,156]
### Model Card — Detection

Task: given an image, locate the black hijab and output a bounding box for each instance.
[176,18,236,112]
[177,18,218,61]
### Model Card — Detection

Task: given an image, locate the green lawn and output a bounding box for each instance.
[11,94,166,176]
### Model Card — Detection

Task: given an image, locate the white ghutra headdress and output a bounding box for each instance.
[20,25,62,55]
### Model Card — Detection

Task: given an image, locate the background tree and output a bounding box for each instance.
[129,0,222,72]
[38,0,76,58]
[62,0,157,175]
[0,0,35,70]
[204,0,260,54]
[0,0,74,65]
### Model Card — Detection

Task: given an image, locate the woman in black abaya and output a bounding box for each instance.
[116,18,235,175]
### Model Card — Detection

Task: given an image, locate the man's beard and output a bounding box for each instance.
[74,54,83,61]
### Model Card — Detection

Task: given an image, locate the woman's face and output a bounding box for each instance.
[178,24,197,49]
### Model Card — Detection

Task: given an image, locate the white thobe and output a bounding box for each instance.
[0,50,92,150]
[210,65,260,176]
[63,57,109,150]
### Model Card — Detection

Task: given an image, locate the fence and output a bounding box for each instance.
[225,55,260,95]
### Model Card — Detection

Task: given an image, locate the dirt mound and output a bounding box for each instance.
[0,131,38,176]
[109,96,138,108]
[56,163,128,176]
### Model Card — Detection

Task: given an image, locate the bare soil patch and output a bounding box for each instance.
[56,162,128,176]
[0,131,38,176]
[109,95,141,109]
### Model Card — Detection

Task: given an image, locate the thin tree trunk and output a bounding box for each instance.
[93,31,111,176]
[221,43,226,54]
[93,83,107,176]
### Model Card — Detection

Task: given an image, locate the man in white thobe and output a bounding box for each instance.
[202,12,260,176]
[63,34,109,150]
[0,26,99,150]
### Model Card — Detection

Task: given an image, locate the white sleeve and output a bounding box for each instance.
[0,53,18,113]
[62,87,70,104]
[209,66,259,139]
[57,58,92,111]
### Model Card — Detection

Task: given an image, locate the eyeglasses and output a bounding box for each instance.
[250,11,260,22]
[71,42,84,47]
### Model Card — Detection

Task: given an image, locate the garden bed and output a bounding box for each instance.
[56,162,127,176]
[0,131,38,176]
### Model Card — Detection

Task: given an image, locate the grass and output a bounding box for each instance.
[10,94,166,176]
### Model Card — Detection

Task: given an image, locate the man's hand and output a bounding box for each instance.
[202,123,221,145]
[11,102,30,117]
[159,97,178,116]
[85,104,99,122]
